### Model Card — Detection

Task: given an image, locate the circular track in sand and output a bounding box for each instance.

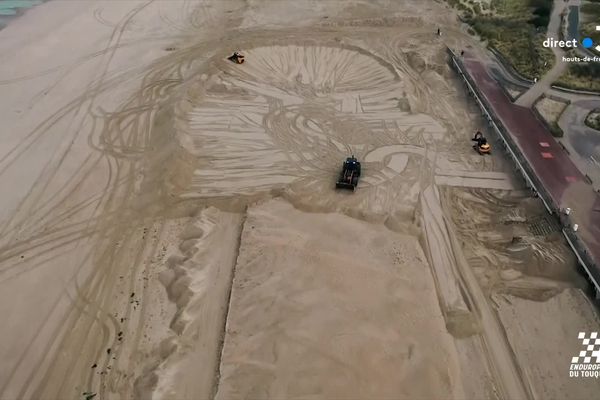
[177,44,445,198]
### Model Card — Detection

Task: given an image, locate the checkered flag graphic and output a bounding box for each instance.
[571,332,600,364]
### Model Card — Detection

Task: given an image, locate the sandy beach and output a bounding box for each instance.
[1,1,599,399]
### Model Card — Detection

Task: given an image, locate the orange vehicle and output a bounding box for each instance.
[472,131,491,155]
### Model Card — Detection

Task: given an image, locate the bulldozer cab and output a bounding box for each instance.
[336,155,361,190]
[345,157,359,170]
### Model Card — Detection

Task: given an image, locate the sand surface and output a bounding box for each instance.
[216,199,463,400]
[496,289,600,400]
[1,1,599,399]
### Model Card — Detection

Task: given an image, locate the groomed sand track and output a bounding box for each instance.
[178,44,448,198]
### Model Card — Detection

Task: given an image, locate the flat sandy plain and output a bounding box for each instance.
[0,1,599,399]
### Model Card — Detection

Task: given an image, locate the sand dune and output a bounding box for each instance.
[216,199,464,400]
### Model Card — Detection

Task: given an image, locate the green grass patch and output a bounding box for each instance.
[580,11,600,56]
[548,121,564,137]
[529,0,553,28]
[533,95,569,138]
[490,0,530,16]
[581,22,600,45]
[451,0,494,17]
[585,109,600,131]
[470,16,554,78]
[555,62,600,92]
[451,0,555,79]
[490,0,552,27]
[580,2,600,56]
[581,3,600,18]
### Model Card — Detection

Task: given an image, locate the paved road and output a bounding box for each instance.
[516,0,570,107]
[478,0,600,192]
[487,51,533,90]
[558,100,600,190]
[566,2,598,59]
[459,52,600,288]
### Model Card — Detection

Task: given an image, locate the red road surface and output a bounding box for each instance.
[461,55,600,274]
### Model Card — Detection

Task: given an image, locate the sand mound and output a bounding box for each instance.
[150,208,243,400]
[216,199,464,399]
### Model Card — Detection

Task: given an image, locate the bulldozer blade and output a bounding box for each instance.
[336,182,355,190]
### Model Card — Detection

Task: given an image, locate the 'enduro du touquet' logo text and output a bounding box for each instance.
[570,332,600,378]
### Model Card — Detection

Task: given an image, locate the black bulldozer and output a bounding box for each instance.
[336,156,361,191]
